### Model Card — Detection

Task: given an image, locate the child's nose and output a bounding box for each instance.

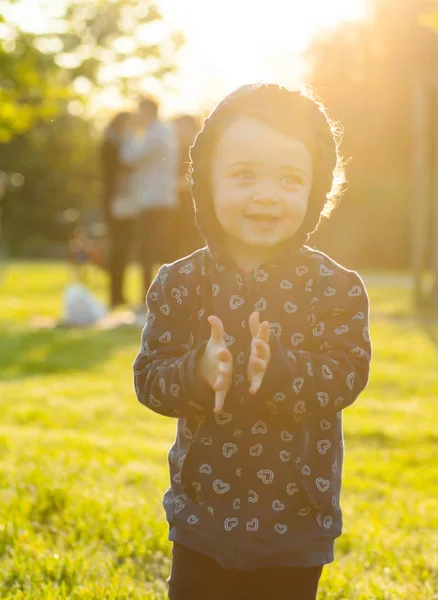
[251,181,279,204]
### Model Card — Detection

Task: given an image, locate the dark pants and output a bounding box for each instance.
[168,543,323,600]
[108,217,136,307]
[137,208,174,301]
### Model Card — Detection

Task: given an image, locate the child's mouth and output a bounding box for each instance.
[245,214,281,228]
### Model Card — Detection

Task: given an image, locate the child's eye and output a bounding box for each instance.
[281,175,303,188]
[233,169,255,182]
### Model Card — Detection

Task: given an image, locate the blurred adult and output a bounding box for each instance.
[120,97,177,303]
[173,115,204,257]
[101,111,139,308]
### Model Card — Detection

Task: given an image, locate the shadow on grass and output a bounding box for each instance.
[0,326,140,379]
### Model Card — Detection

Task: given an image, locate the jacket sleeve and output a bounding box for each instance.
[133,265,214,418]
[260,269,372,418]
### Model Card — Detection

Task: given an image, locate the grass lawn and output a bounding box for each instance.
[0,262,437,599]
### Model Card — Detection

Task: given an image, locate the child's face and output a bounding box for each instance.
[211,116,312,261]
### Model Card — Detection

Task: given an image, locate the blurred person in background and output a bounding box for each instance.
[120,97,178,307]
[101,111,139,308]
[173,115,204,257]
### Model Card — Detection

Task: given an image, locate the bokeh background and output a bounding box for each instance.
[2,0,438,280]
[0,1,437,598]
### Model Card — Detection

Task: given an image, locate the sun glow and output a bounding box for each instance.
[4,0,368,114]
[159,0,368,113]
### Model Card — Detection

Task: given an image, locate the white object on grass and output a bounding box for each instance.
[63,283,107,326]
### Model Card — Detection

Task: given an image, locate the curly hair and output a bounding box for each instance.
[189,82,345,257]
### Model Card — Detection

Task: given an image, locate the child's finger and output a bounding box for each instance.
[250,357,266,373]
[216,365,231,389]
[219,361,232,378]
[217,346,231,363]
[219,360,232,374]
[252,338,270,360]
[213,373,225,391]
[247,351,266,383]
[249,311,260,338]
[249,373,263,395]
[214,358,232,390]
[213,389,227,413]
[258,320,270,344]
[208,315,225,345]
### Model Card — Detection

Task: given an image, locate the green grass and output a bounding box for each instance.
[0,261,437,599]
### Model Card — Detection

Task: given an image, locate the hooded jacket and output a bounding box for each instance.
[133,84,372,570]
[133,246,371,570]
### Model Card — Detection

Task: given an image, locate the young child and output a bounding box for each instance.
[133,83,372,600]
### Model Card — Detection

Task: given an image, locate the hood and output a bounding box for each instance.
[189,82,338,267]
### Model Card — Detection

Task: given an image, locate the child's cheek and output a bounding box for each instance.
[213,187,243,229]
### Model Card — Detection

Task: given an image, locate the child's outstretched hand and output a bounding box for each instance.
[198,316,233,414]
[248,311,271,395]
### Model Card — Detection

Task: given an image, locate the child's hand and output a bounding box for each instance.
[198,316,233,414]
[248,311,271,395]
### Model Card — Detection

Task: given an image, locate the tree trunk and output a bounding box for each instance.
[412,71,429,308]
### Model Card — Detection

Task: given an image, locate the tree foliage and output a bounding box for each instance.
[0,0,181,256]
[2,115,100,256]
[0,14,70,142]
[0,0,181,141]
[46,0,183,95]
[307,0,438,267]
